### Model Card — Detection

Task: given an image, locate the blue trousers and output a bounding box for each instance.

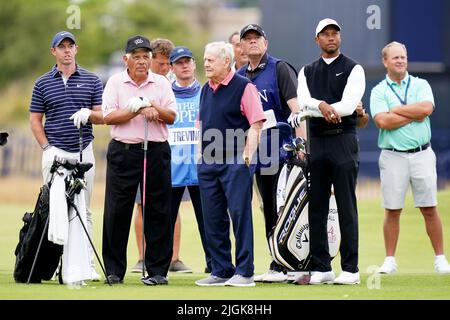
[197,163,254,278]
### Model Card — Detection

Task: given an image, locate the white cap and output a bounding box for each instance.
[315,18,341,36]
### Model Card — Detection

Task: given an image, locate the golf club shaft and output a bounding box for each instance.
[79,126,83,162]
[142,118,148,278]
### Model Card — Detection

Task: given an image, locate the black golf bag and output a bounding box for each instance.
[13,184,63,283]
[268,124,341,272]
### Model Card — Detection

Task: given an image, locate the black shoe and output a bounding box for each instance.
[141,275,168,286]
[105,274,123,285]
[204,266,211,273]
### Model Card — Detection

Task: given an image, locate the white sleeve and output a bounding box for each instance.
[331,64,366,117]
[297,67,324,117]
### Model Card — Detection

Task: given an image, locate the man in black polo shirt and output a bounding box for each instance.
[238,24,305,283]
[291,18,366,285]
[29,31,105,281]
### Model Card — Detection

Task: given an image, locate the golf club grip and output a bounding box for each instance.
[79,126,83,162]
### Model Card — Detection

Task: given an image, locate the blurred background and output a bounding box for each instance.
[0,0,449,207]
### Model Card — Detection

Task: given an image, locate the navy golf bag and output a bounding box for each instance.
[268,123,340,271]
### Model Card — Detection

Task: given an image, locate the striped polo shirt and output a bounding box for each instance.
[30,65,103,152]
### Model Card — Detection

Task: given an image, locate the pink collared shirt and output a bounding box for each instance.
[207,70,266,125]
[102,70,177,143]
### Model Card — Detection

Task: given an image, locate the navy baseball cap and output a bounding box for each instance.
[52,31,76,47]
[240,24,267,39]
[169,46,194,64]
[125,35,152,53]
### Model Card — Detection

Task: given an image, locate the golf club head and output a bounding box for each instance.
[0,132,9,146]
[276,122,293,138]
[294,137,306,154]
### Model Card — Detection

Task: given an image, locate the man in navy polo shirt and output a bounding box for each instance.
[29,31,104,281]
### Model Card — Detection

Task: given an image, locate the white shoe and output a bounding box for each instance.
[435,258,450,273]
[254,270,287,283]
[287,271,309,282]
[224,275,255,287]
[334,271,360,285]
[309,271,335,285]
[377,258,397,274]
[91,270,101,282]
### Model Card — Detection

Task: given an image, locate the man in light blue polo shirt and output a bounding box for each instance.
[370,41,450,274]
[29,31,105,281]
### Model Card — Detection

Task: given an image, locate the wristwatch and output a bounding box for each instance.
[41,143,51,151]
[244,156,250,167]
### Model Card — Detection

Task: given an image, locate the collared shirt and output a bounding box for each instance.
[207,70,266,125]
[29,64,103,153]
[370,72,434,150]
[102,70,177,143]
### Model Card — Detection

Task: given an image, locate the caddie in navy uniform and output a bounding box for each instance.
[238,23,305,283]
[291,18,366,285]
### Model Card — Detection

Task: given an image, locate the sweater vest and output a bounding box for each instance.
[304,54,358,137]
[199,74,251,164]
[238,55,291,169]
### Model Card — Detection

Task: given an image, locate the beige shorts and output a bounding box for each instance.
[379,147,437,209]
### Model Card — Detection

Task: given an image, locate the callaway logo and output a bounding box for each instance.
[336,72,344,77]
[134,38,144,45]
[295,224,309,249]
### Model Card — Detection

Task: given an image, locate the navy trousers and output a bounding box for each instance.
[197,163,254,278]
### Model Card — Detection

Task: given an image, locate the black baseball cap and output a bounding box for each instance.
[125,35,152,53]
[240,24,267,39]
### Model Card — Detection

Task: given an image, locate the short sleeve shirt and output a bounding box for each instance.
[370,72,434,150]
[102,70,177,143]
[29,65,103,152]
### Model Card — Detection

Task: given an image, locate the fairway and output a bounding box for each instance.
[1,189,450,300]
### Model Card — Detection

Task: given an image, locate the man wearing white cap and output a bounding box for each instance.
[291,18,366,284]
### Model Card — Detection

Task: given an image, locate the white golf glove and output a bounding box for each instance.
[289,110,311,128]
[126,97,150,113]
[69,108,92,129]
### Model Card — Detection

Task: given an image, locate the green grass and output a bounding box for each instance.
[1,190,450,300]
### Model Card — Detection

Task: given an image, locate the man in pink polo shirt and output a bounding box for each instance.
[101,35,176,286]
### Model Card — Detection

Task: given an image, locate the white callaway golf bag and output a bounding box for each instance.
[268,122,341,272]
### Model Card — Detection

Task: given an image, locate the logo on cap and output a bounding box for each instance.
[134,38,144,45]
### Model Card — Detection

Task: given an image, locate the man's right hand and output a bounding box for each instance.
[126,97,151,113]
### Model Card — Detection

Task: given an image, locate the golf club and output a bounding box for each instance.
[141,118,149,278]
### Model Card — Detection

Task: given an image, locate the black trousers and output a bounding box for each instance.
[309,133,359,273]
[255,165,284,272]
[171,185,212,270]
[102,139,172,279]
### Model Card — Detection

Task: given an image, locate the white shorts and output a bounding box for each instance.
[379,147,437,209]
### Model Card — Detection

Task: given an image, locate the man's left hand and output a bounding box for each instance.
[70,108,92,128]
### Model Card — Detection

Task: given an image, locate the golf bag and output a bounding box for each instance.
[268,124,341,271]
[13,184,63,283]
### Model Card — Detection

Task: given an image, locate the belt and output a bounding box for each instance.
[113,139,164,150]
[384,142,430,153]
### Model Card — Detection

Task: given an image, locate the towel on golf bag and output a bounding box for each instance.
[49,170,92,284]
[13,185,63,283]
[269,164,340,271]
